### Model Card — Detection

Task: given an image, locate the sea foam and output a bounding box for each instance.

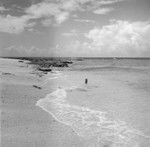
[36,88,150,147]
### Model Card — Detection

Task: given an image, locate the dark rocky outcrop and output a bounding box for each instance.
[33,85,42,89]
[18,60,24,63]
[3,57,73,73]
[38,67,52,72]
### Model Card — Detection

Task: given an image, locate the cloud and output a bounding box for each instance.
[97,0,124,5]
[93,7,114,14]
[41,19,52,27]
[73,18,95,23]
[3,20,150,57]
[55,11,69,24]
[0,46,50,57]
[0,0,124,34]
[84,20,150,56]
[0,46,27,57]
[25,0,123,25]
[62,29,78,37]
[0,15,35,34]
[54,40,85,57]
[57,20,150,57]
[0,6,7,12]
[60,0,80,11]
[25,2,60,18]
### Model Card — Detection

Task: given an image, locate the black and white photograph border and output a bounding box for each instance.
[1,0,150,147]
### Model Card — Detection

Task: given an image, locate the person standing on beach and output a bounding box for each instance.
[85,78,88,84]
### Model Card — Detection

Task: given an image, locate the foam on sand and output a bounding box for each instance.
[36,88,150,147]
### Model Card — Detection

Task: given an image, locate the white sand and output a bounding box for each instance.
[0,58,87,147]
[1,58,150,147]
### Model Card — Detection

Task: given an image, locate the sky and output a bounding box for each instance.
[0,0,150,57]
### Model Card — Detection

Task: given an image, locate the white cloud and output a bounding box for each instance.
[93,7,114,14]
[25,2,60,18]
[97,0,124,5]
[25,0,123,25]
[3,20,150,57]
[54,40,86,57]
[0,15,34,34]
[61,0,80,11]
[62,29,78,37]
[41,19,52,27]
[55,11,69,24]
[0,6,7,12]
[73,18,95,23]
[0,0,124,34]
[25,2,71,24]
[0,46,50,57]
[55,20,150,57]
[85,20,150,56]
[25,1,71,24]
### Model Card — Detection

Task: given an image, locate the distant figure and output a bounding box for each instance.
[85,78,88,84]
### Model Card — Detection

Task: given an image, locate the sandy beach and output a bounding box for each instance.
[1,58,150,147]
[0,58,85,147]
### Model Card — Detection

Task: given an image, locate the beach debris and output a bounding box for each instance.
[18,60,24,63]
[62,61,73,64]
[56,62,68,67]
[2,72,14,75]
[33,85,42,89]
[38,67,52,72]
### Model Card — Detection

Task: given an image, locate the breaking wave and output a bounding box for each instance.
[36,88,150,147]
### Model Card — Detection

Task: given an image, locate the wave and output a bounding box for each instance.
[36,88,150,147]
